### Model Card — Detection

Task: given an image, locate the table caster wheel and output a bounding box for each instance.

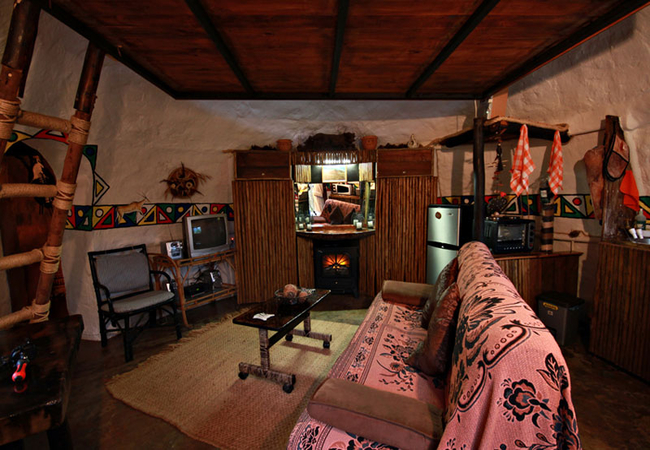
[323,341,330,349]
[283,383,294,394]
[285,334,293,341]
[238,371,249,380]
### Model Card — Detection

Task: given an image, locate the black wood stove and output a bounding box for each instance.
[314,240,359,297]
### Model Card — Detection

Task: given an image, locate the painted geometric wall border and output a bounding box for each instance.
[441,194,650,220]
[65,202,234,231]
[6,129,110,205]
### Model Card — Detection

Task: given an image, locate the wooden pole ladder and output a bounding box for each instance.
[0,0,105,329]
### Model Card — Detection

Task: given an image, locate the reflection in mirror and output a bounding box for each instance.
[294,181,375,229]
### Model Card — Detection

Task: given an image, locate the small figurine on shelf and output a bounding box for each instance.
[407,134,419,148]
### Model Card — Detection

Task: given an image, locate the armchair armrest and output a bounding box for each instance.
[308,378,442,450]
[95,283,115,313]
[381,280,435,307]
[150,270,172,286]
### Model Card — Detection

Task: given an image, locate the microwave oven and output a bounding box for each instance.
[484,217,535,254]
[332,184,354,195]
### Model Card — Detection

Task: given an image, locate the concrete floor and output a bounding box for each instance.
[19,293,650,449]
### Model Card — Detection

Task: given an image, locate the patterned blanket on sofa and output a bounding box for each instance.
[287,241,581,450]
[288,296,445,449]
[441,241,580,450]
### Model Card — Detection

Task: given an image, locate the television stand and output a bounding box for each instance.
[150,249,237,327]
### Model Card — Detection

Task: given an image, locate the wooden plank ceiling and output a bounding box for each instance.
[42,0,649,100]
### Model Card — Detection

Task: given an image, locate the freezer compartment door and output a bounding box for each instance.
[427,205,461,246]
[426,245,458,284]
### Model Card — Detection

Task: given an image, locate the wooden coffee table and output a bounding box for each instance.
[232,289,331,393]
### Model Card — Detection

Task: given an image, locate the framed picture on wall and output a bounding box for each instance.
[322,165,347,183]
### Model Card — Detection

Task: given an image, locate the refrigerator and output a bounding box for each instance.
[426,204,472,284]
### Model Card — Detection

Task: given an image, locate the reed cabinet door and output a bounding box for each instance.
[233,180,298,303]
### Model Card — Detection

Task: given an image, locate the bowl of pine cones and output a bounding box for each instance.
[275,284,315,305]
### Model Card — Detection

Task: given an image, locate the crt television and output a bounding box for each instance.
[183,213,232,258]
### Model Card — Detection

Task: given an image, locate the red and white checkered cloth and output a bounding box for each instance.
[547,130,564,195]
[510,124,535,196]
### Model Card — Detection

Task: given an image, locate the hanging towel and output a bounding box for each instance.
[510,124,535,196]
[620,169,640,211]
[547,130,564,195]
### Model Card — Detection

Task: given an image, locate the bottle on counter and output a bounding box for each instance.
[635,208,646,238]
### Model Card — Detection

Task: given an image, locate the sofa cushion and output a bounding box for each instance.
[329,206,345,224]
[382,280,435,307]
[421,257,458,328]
[308,377,442,450]
[407,282,461,376]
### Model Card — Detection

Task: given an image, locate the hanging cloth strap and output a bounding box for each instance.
[510,124,535,196]
[547,130,564,195]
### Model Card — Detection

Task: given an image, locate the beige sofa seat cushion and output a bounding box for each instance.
[421,257,459,328]
[381,280,435,307]
[308,378,442,450]
[407,282,461,376]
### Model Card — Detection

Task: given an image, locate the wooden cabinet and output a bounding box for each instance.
[235,150,291,179]
[495,252,581,312]
[377,148,433,177]
[590,242,650,381]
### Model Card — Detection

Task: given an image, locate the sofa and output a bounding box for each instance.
[287,241,581,449]
[313,198,361,224]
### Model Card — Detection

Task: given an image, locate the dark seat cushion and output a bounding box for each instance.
[308,378,442,450]
[421,257,459,328]
[382,280,435,307]
[407,282,461,376]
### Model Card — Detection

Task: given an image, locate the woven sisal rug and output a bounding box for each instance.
[106,318,358,449]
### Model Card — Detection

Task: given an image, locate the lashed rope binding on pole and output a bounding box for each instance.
[52,181,76,211]
[0,98,20,140]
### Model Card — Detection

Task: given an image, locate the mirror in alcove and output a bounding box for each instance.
[294,163,375,229]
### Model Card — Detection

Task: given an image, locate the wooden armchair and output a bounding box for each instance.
[88,244,182,362]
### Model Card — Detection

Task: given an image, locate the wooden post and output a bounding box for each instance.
[0,0,41,156]
[32,43,105,311]
[473,117,485,242]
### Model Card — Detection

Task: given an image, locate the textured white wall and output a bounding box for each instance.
[1,4,648,337]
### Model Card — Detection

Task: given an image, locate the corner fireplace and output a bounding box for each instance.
[314,240,359,297]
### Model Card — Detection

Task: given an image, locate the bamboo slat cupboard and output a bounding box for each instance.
[590,241,650,381]
[232,147,437,302]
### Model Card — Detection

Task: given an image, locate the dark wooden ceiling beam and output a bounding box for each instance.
[482,0,650,98]
[328,0,350,97]
[184,0,255,95]
[37,1,178,98]
[173,91,479,101]
[406,0,501,98]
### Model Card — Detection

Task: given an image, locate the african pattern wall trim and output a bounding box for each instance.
[441,194,650,220]
[66,202,234,231]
